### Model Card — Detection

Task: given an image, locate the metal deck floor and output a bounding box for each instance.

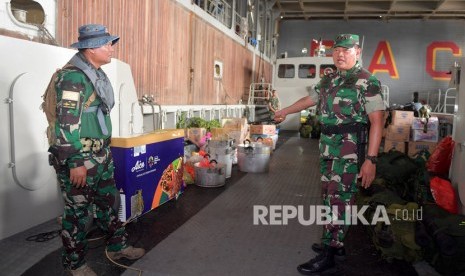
[123,136,322,276]
[1,132,437,275]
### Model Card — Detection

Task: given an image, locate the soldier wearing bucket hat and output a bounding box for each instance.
[274,33,385,275]
[46,24,145,276]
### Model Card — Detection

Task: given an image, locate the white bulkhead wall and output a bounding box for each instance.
[0,33,144,240]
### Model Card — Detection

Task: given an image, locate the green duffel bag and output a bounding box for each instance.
[421,204,465,276]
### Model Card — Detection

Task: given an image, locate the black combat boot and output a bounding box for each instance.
[311,243,346,261]
[297,246,337,275]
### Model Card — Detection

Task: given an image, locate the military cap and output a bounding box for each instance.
[333,34,360,48]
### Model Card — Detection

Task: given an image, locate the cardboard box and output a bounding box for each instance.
[210,127,249,144]
[111,130,185,222]
[384,139,406,153]
[383,110,390,126]
[385,124,410,142]
[210,128,231,140]
[250,124,276,135]
[411,117,439,131]
[431,112,454,124]
[250,134,274,148]
[408,141,437,157]
[382,126,388,138]
[219,117,249,144]
[391,110,414,126]
[250,133,278,150]
[221,117,248,129]
[411,129,439,143]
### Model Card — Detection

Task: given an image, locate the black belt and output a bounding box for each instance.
[80,137,111,153]
[321,123,368,169]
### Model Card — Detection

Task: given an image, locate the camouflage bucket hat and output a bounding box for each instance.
[70,24,120,49]
[333,34,359,48]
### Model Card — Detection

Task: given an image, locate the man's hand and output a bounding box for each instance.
[358,161,376,189]
[272,96,315,123]
[273,110,287,123]
[70,166,87,188]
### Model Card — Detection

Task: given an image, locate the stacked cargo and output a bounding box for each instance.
[408,116,439,157]
[383,110,413,154]
[382,110,440,157]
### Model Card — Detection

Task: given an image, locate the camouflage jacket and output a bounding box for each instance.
[51,66,112,168]
[268,96,280,113]
[314,62,385,159]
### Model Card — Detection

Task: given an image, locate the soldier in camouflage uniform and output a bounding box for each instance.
[268,89,281,115]
[49,24,145,276]
[274,34,385,275]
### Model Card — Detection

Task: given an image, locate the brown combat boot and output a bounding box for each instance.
[69,264,97,276]
[107,246,145,260]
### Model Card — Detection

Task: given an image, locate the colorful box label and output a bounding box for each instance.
[411,117,439,131]
[111,136,185,222]
[250,124,276,135]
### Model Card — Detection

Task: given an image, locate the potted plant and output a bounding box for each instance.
[305,114,321,139]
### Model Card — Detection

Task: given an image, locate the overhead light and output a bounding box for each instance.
[280,15,284,19]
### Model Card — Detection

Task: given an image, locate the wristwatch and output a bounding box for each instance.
[366,155,378,164]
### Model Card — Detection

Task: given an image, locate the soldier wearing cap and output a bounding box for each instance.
[274,34,385,274]
[48,24,145,275]
[268,89,281,116]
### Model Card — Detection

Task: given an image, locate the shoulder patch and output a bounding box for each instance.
[62,90,80,109]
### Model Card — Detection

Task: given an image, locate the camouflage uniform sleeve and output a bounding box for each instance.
[54,70,93,168]
[308,83,319,103]
[363,75,385,114]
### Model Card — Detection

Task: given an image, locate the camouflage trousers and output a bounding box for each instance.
[56,147,128,270]
[320,157,358,248]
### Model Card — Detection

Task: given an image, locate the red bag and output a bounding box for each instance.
[430,176,458,214]
[426,136,455,175]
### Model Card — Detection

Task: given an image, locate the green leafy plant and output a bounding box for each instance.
[303,114,321,139]
[299,124,312,138]
[206,119,221,131]
[186,117,208,128]
[176,112,188,129]
[176,114,221,132]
